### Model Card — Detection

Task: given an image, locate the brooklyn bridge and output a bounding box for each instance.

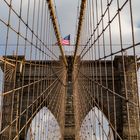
[0,0,140,140]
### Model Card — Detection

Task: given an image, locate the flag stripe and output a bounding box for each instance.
[61,35,70,45]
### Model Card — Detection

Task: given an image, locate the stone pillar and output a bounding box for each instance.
[114,56,140,140]
[64,56,75,140]
[0,56,25,140]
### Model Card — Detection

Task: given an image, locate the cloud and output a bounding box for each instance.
[80,107,113,140]
[54,0,79,43]
[29,0,140,47]
[26,107,61,140]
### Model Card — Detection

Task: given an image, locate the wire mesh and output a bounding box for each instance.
[0,0,66,139]
[73,0,140,139]
[0,0,140,140]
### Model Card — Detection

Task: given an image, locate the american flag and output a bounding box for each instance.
[61,35,70,45]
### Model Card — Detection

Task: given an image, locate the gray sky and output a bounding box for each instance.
[53,0,140,57]
[54,0,79,44]
[0,0,140,139]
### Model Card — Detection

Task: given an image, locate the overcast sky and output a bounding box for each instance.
[0,0,140,139]
[54,0,79,44]
[54,0,140,56]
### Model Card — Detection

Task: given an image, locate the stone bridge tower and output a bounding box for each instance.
[0,55,139,140]
[0,56,67,140]
[73,56,140,140]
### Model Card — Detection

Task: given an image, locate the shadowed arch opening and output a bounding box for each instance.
[80,107,114,140]
[26,107,61,140]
